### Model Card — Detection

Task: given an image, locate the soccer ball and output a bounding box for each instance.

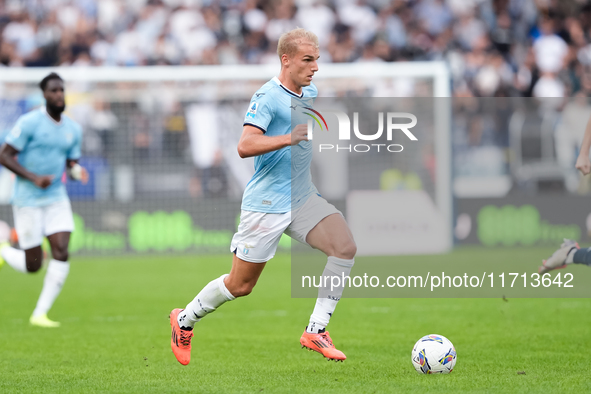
[411,334,456,374]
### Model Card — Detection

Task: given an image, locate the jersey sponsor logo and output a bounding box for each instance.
[65,132,73,143]
[247,102,258,119]
[262,200,272,205]
[255,93,265,98]
[290,104,298,111]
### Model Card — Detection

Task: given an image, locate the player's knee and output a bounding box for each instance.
[24,249,43,272]
[337,240,357,260]
[229,282,255,298]
[25,260,42,273]
[52,248,69,262]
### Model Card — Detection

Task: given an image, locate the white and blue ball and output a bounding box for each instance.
[411,334,456,374]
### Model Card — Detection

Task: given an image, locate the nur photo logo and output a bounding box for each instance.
[304,109,418,153]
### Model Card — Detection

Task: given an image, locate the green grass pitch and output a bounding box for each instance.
[1,248,590,393]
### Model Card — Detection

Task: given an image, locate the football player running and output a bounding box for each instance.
[0,73,88,327]
[169,28,356,365]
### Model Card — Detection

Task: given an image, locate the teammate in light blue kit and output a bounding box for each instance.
[0,73,88,328]
[170,29,357,365]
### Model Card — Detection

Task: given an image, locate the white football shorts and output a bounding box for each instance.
[230,193,341,263]
[12,199,75,250]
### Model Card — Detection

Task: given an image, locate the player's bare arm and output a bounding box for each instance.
[237,124,308,158]
[576,115,591,175]
[0,143,53,189]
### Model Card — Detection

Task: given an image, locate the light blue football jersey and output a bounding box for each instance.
[5,107,82,207]
[242,77,319,213]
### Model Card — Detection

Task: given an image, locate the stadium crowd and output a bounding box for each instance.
[1,0,591,97]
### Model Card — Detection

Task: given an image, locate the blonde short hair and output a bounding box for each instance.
[277,28,319,59]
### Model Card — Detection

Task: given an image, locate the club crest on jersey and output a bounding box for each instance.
[247,102,258,119]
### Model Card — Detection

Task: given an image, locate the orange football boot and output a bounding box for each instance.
[300,328,346,361]
[169,308,193,365]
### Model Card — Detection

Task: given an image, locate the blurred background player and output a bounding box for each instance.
[0,72,88,328]
[540,113,591,274]
[169,28,356,365]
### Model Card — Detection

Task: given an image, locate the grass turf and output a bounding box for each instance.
[1,248,590,393]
